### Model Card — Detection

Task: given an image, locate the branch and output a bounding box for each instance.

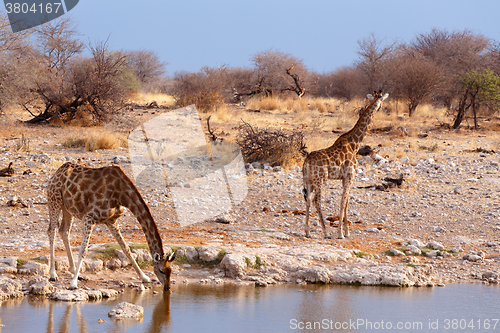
[285,65,306,98]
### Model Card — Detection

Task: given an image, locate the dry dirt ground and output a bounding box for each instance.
[1,103,500,289]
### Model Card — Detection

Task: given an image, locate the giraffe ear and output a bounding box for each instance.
[367,94,374,101]
[381,93,389,101]
[167,251,176,262]
[154,253,161,263]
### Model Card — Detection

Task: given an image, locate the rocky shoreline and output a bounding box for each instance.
[0,236,498,302]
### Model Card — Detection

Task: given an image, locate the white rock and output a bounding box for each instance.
[329,264,433,287]
[389,248,405,256]
[426,250,439,258]
[108,302,144,319]
[18,261,49,275]
[405,245,422,255]
[400,156,409,164]
[29,279,55,295]
[197,246,221,262]
[177,246,199,262]
[49,289,89,302]
[428,241,444,251]
[220,253,255,278]
[295,266,330,283]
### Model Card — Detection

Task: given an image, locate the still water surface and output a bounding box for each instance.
[0,283,499,332]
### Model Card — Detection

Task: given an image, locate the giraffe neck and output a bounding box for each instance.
[117,171,164,257]
[334,97,381,150]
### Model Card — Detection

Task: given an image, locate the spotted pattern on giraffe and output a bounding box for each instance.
[46,162,176,292]
[302,91,389,239]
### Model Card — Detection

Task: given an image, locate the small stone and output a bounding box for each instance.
[426,250,439,258]
[400,156,409,164]
[405,245,421,255]
[108,302,143,319]
[482,271,499,280]
[428,241,444,251]
[197,246,221,262]
[389,248,405,256]
[409,239,426,249]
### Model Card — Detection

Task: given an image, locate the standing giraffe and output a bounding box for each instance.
[302,91,389,239]
[46,162,176,291]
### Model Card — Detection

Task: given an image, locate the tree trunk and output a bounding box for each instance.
[452,88,470,129]
[408,101,417,117]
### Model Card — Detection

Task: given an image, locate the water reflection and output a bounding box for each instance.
[146,293,171,333]
[0,284,499,333]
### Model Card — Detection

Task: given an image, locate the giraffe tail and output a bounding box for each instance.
[302,187,308,202]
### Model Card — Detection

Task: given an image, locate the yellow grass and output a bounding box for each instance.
[129,92,175,107]
[62,130,127,151]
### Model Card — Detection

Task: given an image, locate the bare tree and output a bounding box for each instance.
[28,40,131,124]
[124,50,166,89]
[0,12,34,112]
[355,33,395,93]
[34,16,84,75]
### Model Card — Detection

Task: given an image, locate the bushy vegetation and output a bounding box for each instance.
[2,11,500,129]
[0,14,166,125]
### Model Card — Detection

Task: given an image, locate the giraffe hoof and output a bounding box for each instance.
[77,276,84,281]
[337,235,345,239]
[68,285,78,290]
[324,236,332,239]
[49,277,58,282]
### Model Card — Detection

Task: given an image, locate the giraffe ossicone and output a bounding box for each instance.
[302,91,389,239]
[46,162,176,292]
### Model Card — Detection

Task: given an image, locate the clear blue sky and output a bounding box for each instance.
[14,0,500,75]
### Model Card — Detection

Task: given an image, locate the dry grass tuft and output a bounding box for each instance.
[246,96,282,111]
[62,130,127,151]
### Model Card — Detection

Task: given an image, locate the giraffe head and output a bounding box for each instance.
[366,90,389,107]
[153,252,176,292]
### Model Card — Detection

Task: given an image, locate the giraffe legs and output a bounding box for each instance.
[106,222,151,283]
[48,205,61,282]
[69,216,94,290]
[59,206,76,274]
[304,184,312,238]
[338,177,353,239]
[312,186,331,239]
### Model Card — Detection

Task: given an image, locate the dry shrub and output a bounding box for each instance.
[237,121,307,167]
[62,131,127,151]
[176,90,224,113]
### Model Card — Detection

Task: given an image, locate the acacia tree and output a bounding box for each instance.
[412,28,491,107]
[171,66,230,112]
[453,68,500,129]
[251,49,310,97]
[389,48,444,116]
